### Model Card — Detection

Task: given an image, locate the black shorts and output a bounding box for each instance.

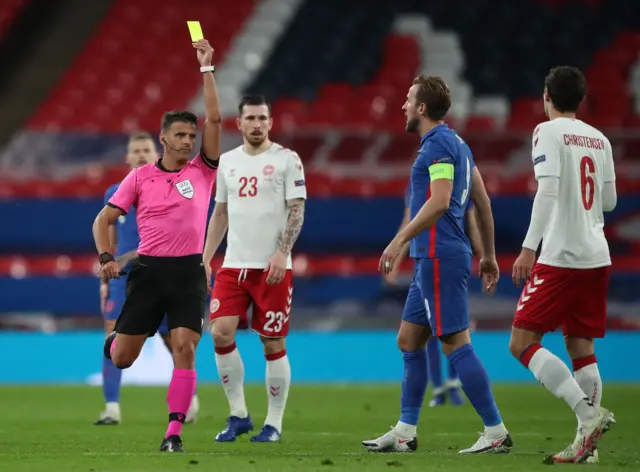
[115,254,207,336]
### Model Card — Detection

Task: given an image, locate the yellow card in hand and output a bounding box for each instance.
[187,21,204,42]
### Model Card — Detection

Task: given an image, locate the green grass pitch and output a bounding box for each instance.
[0,385,638,471]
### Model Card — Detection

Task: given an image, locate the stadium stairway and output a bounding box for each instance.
[0,0,112,147]
[189,0,305,118]
[25,0,260,133]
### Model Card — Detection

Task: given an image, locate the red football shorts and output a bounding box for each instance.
[209,268,293,338]
[513,263,610,338]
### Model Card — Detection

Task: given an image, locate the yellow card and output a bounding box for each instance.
[187,21,204,41]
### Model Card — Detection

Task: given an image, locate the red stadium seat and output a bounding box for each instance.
[326,135,375,163]
[27,0,257,132]
[378,135,420,163]
[464,115,498,133]
[0,0,26,39]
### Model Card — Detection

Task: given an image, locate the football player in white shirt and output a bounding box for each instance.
[509,66,616,464]
[203,95,307,443]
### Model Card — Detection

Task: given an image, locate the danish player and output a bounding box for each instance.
[364,76,512,454]
[510,66,616,464]
[203,94,306,443]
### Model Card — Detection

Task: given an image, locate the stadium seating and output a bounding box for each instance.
[26,0,257,133]
[0,0,26,39]
[244,0,640,132]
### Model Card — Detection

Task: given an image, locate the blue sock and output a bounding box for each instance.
[447,357,458,380]
[448,344,502,427]
[102,355,122,403]
[427,337,443,390]
[399,350,428,425]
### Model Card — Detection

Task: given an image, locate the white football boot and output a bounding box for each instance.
[362,426,418,452]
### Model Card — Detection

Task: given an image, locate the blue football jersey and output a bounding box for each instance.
[408,124,475,259]
[104,183,139,269]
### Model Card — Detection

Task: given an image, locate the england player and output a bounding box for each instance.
[364,76,512,453]
[384,185,481,407]
[93,39,220,452]
[510,66,616,464]
[95,132,199,426]
[203,94,306,443]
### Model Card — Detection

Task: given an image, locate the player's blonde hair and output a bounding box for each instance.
[128,131,154,144]
[412,75,451,121]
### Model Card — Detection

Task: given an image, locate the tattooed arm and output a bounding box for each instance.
[279,198,306,255]
[265,198,306,285]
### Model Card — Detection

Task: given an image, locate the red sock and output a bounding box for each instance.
[165,369,197,438]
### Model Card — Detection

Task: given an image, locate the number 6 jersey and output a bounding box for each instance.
[531,118,616,268]
[215,143,307,269]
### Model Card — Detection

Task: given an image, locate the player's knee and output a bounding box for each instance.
[211,326,234,347]
[111,351,135,369]
[211,318,236,347]
[172,339,196,365]
[508,335,528,359]
[261,336,285,355]
[397,333,421,352]
[565,337,594,359]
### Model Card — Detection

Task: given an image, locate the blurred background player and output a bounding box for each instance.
[384,184,484,407]
[365,76,511,454]
[510,66,616,464]
[96,132,199,426]
[203,94,306,443]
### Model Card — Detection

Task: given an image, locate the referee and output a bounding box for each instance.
[92,39,220,453]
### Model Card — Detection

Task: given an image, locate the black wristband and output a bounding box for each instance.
[99,252,115,265]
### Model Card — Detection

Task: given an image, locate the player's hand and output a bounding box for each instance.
[100,261,121,281]
[379,236,404,275]
[478,256,499,295]
[193,39,214,66]
[512,248,536,288]
[265,249,287,285]
[99,282,109,314]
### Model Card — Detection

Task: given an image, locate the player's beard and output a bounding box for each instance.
[246,132,266,148]
[406,118,420,133]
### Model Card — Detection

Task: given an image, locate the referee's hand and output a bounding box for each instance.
[100,261,121,281]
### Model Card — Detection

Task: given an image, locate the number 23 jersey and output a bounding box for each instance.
[215,143,307,269]
[532,118,615,269]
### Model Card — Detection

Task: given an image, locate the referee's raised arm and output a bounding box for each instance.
[193,39,221,164]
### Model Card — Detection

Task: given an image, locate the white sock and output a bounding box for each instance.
[105,401,120,417]
[574,362,602,406]
[574,361,602,428]
[485,422,508,438]
[215,345,248,418]
[265,352,291,433]
[528,347,596,423]
[395,421,417,438]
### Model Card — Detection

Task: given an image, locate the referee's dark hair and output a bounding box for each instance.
[544,66,587,113]
[238,95,272,116]
[161,111,198,132]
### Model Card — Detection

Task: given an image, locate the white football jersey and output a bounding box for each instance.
[215,142,307,269]
[531,117,615,269]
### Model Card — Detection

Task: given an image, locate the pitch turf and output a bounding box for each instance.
[0,385,637,471]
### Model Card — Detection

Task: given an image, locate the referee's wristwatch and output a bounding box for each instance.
[99,252,115,265]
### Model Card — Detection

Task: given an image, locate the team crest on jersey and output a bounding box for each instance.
[263,165,275,176]
[175,179,194,199]
[210,298,220,313]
